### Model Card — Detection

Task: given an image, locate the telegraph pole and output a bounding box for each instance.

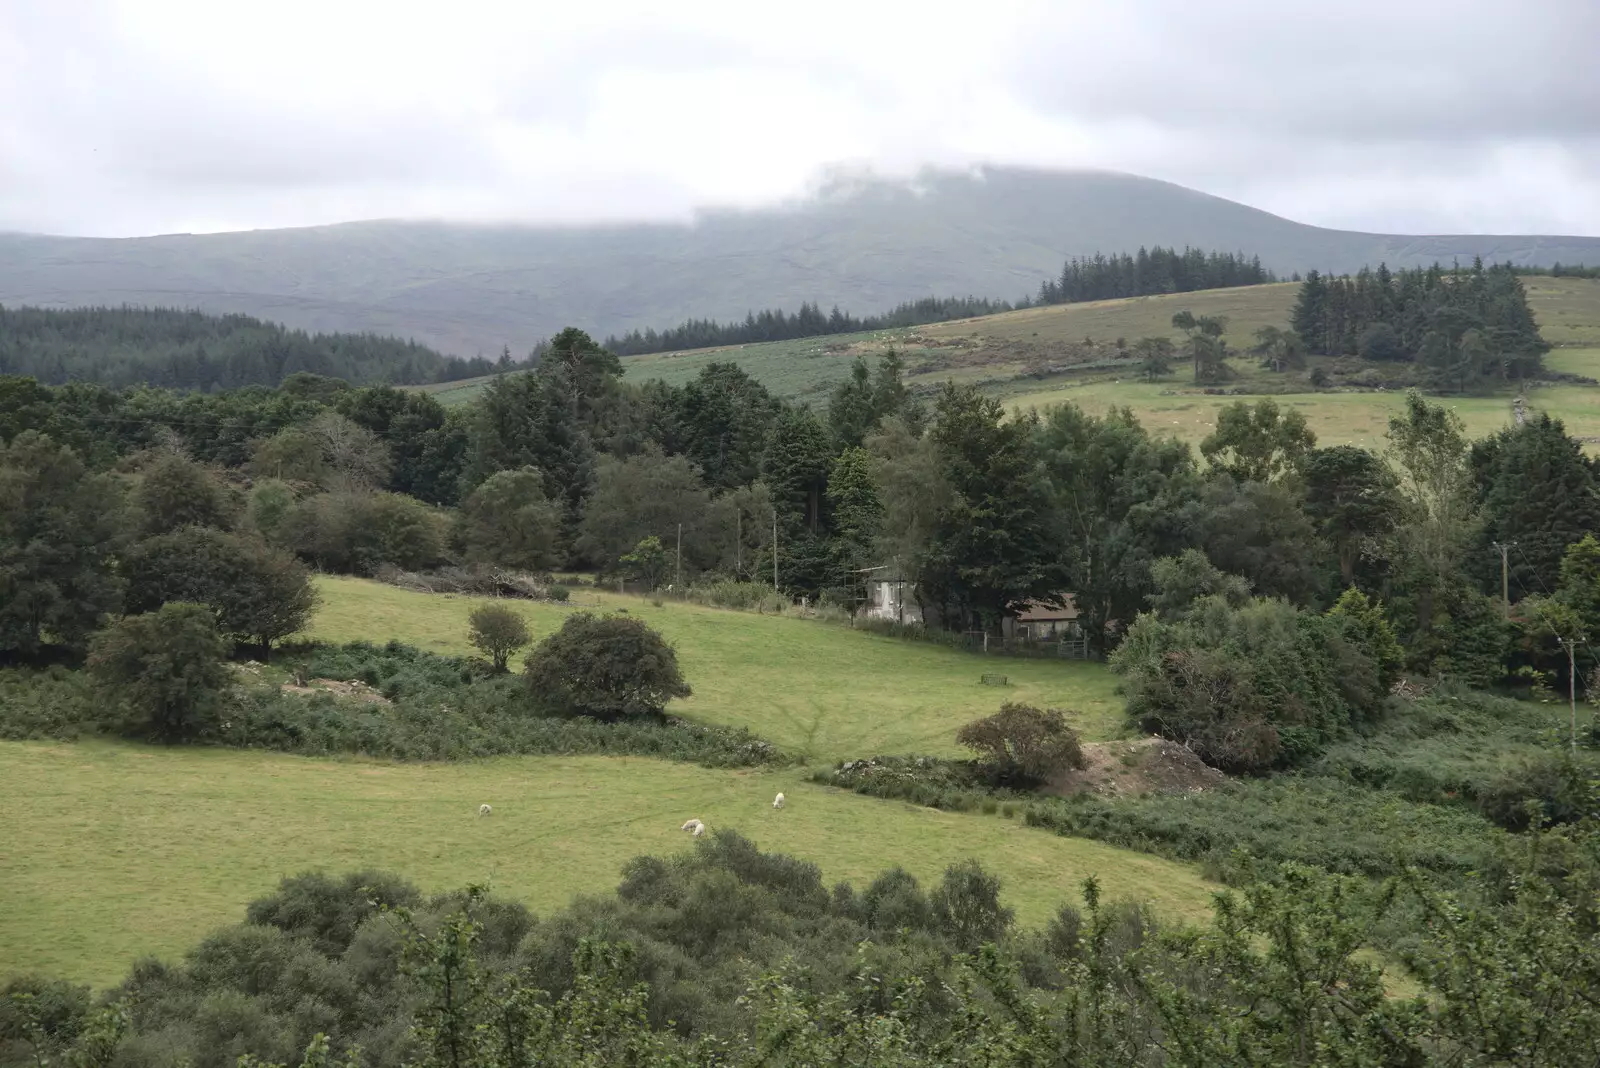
[675,523,682,589]
[772,509,779,590]
[1491,541,1515,617]
[1559,636,1583,752]
[735,510,742,578]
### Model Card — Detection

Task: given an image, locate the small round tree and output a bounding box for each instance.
[87,603,231,743]
[524,612,690,720]
[956,703,1085,786]
[468,603,532,673]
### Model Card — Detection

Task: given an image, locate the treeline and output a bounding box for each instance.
[1514,262,1600,279]
[600,246,1279,359]
[5,822,1598,1067]
[0,305,499,391]
[1037,245,1275,305]
[1291,260,1549,387]
[10,321,1600,777]
[599,295,1017,356]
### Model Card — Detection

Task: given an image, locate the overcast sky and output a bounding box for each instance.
[4,0,1598,238]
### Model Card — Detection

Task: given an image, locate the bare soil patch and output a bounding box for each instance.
[280,678,391,705]
[1046,737,1227,798]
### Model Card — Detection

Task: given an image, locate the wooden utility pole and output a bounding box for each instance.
[735,510,741,578]
[1559,637,1583,752]
[1491,541,1515,617]
[772,509,779,590]
[675,523,682,589]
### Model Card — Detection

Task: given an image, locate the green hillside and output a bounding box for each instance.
[1,575,1197,987]
[7,168,1600,356]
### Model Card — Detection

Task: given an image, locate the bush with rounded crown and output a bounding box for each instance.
[524,612,690,720]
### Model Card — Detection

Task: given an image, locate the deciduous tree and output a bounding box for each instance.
[524,612,690,720]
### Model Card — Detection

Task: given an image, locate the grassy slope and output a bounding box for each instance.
[0,741,1216,988]
[308,577,1122,761]
[424,277,1600,450]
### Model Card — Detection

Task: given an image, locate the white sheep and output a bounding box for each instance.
[479,804,492,817]
[772,792,785,809]
[692,822,706,837]
[681,818,704,833]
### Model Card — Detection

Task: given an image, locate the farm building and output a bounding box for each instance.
[1001,597,1083,641]
[861,568,923,624]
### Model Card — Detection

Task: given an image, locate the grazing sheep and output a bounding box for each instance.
[681,818,704,833]
[772,792,785,809]
[479,804,492,817]
[692,822,706,837]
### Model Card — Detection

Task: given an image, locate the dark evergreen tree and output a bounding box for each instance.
[1302,446,1402,587]
[921,386,1067,631]
[1471,413,1600,596]
[1034,404,1198,655]
[0,432,126,656]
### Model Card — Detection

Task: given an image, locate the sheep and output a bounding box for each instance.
[772,792,785,809]
[479,804,492,817]
[681,818,704,833]
[692,822,706,837]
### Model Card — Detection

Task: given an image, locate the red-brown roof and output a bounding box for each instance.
[1015,596,1078,621]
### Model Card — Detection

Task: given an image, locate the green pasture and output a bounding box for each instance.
[0,741,1217,988]
[415,278,1600,420]
[1004,353,1600,448]
[307,576,1123,762]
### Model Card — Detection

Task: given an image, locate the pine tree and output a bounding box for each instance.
[0,432,127,656]
[1471,413,1600,595]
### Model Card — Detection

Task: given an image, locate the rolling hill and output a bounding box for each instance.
[5,167,1600,357]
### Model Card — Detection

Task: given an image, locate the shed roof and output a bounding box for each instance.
[1015,596,1078,621]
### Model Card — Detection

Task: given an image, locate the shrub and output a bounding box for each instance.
[467,603,531,673]
[123,527,320,655]
[281,491,446,574]
[87,603,231,742]
[1111,581,1384,773]
[524,612,691,720]
[131,452,238,536]
[956,703,1085,786]
[457,467,561,572]
[547,583,571,603]
[1327,588,1405,692]
[619,536,670,592]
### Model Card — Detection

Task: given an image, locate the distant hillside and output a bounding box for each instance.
[0,305,492,390]
[4,167,1600,357]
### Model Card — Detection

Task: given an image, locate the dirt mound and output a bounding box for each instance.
[1046,737,1228,798]
[280,678,391,705]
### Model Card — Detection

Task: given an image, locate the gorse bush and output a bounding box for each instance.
[86,603,232,743]
[0,642,783,769]
[10,825,1600,1067]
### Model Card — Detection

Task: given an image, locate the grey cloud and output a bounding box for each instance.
[2,0,1599,237]
[1011,1,1600,142]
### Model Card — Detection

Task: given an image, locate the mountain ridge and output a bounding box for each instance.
[3,167,1599,357]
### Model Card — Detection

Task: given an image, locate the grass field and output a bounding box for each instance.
[0,740,1218,988]
[308,577,1123,761]
[1002,352,1600,447]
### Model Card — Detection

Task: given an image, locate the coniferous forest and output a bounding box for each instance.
[0,305,500,391]
[1034,246,1275,304]
[601,247,1279,357]
[1291,260,1550,388]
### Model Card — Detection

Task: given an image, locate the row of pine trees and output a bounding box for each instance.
[1290,260,1549,387]
[1035,246,1275,305]
[0,305,494,391]
[599,296,1015,357]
